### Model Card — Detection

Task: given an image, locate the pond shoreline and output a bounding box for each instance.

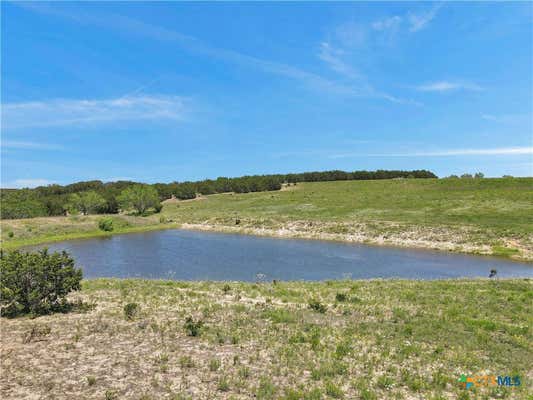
[4,219,533,263]
[179,222,533,263]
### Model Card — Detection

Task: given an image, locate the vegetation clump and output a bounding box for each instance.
[184,316,204,337]
[308,299,327,313]
[0,249,82,317]
[123,302,140,320]
[98,217,114,232]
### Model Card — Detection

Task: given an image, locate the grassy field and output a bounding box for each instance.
[2,178,532,259]
[1,279,531,399]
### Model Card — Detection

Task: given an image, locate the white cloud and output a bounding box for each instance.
[2,95,188,129]
[1,140,65,150]
[481,113,529,124]
[372,16,402,32]
[318,42,362,81]
[414,81,483,92]
[5,179,54,188]
[329,147,533,159]
[408,4,443,32]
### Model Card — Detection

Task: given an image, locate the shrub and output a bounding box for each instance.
[159,215,167,224]
[123,302,139,320]
[98,217,114,232]
[308,299,327,313]
[184,316,203,337]
[335,292,348,302]
[7,231,14,238]
[0,249,82,317]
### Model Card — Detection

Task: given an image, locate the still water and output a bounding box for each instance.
[28,229,532,281]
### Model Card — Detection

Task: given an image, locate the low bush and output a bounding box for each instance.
[123,302,139,320]
[335,292,348,302]
[98,217,114,232]
[308,299,327,313]
[0,249,82,317]
[184,316,203,336]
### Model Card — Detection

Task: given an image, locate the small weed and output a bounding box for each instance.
[105,390,117,400]
[257,377,277,399]
[217,376,230,392]
[22,325,51,344]
[179,355,195,368]
[324,381,344,398]
[239,366,250,379]
[86,376,96,386]
[209,358,221,371]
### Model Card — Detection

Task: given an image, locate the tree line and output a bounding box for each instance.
[0,169,437,219]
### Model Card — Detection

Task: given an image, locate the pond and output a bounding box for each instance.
[27,229,533,281]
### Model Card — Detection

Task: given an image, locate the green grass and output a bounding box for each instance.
[2,178,532,259]
[2,278,531,399]
[163,178,533,233]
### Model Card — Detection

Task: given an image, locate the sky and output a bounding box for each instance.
[1,1,532,188]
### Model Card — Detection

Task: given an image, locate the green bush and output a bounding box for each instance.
[7,231,14,238]
[98,217,114,232]
[0,249,82,317]
[123,302,139,320]
[184,316,203,337]
[308,299,327,313]
[335,292,348,302]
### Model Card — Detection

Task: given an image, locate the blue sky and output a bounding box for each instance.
[1,1,532,188]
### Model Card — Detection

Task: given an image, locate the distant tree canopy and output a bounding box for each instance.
[66,191,107,215]
[0,169,437,219]
[117,185,160,215]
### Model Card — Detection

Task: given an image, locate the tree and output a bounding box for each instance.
[474,172,485,179]
[0,249,82,317]
[66,191,106,215]
[117,184,160,215]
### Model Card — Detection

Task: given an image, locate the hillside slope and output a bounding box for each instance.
[2,178,532,259]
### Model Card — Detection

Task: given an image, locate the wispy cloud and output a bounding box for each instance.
[2,95,188,129]
[481,113,530,124]
[408,3,443,32]
[318,42,362,81]
[1,140,65,150]
[372,15,402,32]
[317,38,420,105]
[370,3,442,38]
[329,147,533,159]
[17,2,416,105]
[413,81,483,92]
